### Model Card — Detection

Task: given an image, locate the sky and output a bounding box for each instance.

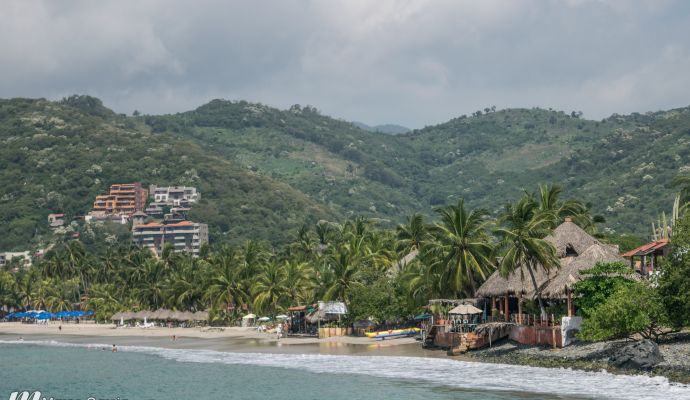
[1,0,690,128]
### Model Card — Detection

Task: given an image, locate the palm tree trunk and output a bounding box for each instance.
[526,262,547,319]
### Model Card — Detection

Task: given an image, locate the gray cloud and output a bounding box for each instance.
[1,0,689,127]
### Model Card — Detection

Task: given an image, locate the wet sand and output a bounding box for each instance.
[0,322,438,357]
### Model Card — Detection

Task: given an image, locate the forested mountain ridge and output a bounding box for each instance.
[1,95,688,251]
[146,100,690,236]
[0,97,335,250]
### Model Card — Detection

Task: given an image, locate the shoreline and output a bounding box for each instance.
[0,322,434,358]
[3,322,690,383]
[464,335,690,384]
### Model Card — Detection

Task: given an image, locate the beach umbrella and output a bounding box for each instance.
[242,314,256,320]
[192,311,209,321]
[180,311,195,321]
[132,310,152,323]
[169,311,185,321]
[257,316,270,322]
[120,312,135,320]
[276,315,289,320]
[414,313,432,321]
[448,304,482,315]
[110,312,122,320]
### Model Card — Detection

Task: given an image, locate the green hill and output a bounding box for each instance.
[1,96,688,250]
[0,96,335,250]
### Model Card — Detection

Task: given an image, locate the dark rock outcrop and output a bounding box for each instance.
[608,339,664,370]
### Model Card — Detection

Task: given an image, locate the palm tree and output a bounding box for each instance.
[251,260,288,317]
[283,260,313,305]
[206,247,248,315]
[426,199,495,297]
[536,184,588,227]
[395,213,427,260]
[167,255,205,311]
[322,246,362,302]
[135,258,167,309]
[495,194,559,318]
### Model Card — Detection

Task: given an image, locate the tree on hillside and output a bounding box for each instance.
[496,194,559,318]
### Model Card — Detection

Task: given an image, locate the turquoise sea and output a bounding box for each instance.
[1,340,688,400]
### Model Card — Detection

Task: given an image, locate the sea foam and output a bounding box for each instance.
[2,339,688,400]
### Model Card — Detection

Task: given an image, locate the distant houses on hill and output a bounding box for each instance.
[82,182,207,256]
[145,185,200,219]
[132,220,208,257]
[0,251,32,270]
[86,182,148,223]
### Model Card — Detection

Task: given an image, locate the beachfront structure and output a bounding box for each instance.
[145,185,200,217]
[0,251,32,269]
[90,182,148,218]
[132,220,208,257]
[476,218,633,320]
[621,239,670,276]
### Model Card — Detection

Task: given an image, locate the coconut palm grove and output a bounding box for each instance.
[3,181,690,345]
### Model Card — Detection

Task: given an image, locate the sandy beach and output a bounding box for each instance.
[0,321,431,357]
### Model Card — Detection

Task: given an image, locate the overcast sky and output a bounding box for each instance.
[1,0,690,127]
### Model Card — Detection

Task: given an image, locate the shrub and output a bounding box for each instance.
[579,282,669,342]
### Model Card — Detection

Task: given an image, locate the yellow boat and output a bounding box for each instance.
[365,327,420,340]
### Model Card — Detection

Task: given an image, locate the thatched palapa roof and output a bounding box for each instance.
[477,219,630,299]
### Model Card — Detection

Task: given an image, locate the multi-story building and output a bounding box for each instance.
[146,185,200,217]
[132,220,208,257]
[90,182,148,218]
[0,251,32,269]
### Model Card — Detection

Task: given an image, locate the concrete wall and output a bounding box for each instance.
[509,325,562,348]
[561,316,582,347]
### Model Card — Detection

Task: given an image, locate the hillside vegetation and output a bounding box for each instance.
[0,97,334,250]
[1,96,688,250]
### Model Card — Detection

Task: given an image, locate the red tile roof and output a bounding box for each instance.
[621,239,670,257]
[167,221,194,227]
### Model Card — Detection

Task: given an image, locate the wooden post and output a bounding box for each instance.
[504,293,509,322]
[491,297,496,320]
[567,288,573,317]
[517,292,523,325]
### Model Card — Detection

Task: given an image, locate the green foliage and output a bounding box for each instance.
[657,212,690,329]
[3,97,689,250]
[0,97,334,250]
[579,282,669,342]
[601,234,645,253]
[345,278,410,324]
[572,262,638,318]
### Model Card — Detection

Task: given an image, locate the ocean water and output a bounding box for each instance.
[1,341,688,400]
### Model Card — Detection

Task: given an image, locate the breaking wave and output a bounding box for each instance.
[2,339,689,400]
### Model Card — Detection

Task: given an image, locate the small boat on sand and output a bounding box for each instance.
[365,328,420,340]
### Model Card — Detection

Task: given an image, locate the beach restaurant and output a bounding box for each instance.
[424,220,633,351]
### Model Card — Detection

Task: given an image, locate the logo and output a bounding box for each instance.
[7,392,122,400]
[9,393,41,400]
